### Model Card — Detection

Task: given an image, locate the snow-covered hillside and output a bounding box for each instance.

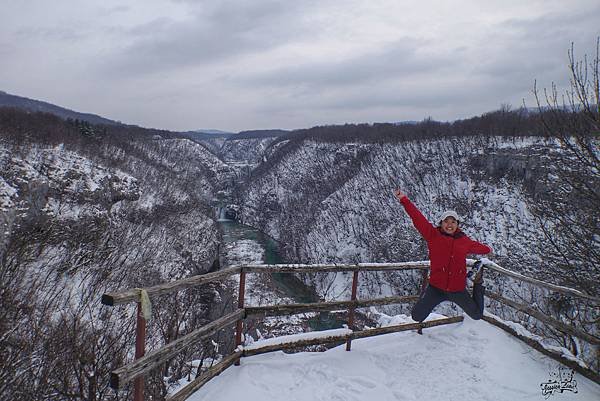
[1,136,229,285]
[221,137,277,164]
[0,110,235,400]
[238,133,598,371]
[241,136,560,300]
[190,315,600,401]
[195,135,280,196]
[2,107,597,400]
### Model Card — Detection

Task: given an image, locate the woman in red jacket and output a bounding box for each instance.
[394,189,492,322]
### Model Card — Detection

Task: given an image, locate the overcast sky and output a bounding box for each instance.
[1,0,599,132]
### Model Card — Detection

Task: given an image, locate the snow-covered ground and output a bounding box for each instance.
[190,315,600,401]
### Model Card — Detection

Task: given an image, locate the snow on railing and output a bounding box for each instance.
[471,258,600,302]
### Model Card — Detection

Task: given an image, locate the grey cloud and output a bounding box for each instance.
[500,3,600,37]
[253,67,536,120]
[127,17,175,36]
[473,5,600,82]
[100,0,323,76]
[14,26,89,42]
[237,39,460,90]
[0,42,16,57]
[5,0,599,131]
[98,5,130,17]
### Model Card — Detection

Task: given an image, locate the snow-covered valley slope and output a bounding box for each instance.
[237,133,598,371]
[2,107,597,400]
[0,110,235,400]
[220,137,278,164]
[241,136,559,300]
[195,133,279,167]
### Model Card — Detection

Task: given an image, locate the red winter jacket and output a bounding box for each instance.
[400,196,491,292]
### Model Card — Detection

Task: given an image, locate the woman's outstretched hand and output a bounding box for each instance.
[394,189,406,202]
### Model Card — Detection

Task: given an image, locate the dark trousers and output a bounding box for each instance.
[411,283,485,322]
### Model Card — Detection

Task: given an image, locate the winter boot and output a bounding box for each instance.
[467,260,484,284]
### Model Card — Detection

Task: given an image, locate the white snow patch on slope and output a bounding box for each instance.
[0,176,18,210]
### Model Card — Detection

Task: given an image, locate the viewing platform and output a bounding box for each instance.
[101,260,600,401]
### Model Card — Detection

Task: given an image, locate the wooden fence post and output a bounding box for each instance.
[234,269,246,366]
[134,302,146,401]
[346,270,359,351]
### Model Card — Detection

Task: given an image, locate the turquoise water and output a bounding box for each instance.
[218,220,345,330]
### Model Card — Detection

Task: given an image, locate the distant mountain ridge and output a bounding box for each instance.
[184,130,235,141]
[234,129,289,140]
[187,129,289,141]
[0,90,123,126]
[195,129,234,135]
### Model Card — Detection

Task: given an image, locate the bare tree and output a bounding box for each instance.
[532,38,600,297]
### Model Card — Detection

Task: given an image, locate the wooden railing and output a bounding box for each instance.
[475,260,600,385]
[101,260,600,401]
